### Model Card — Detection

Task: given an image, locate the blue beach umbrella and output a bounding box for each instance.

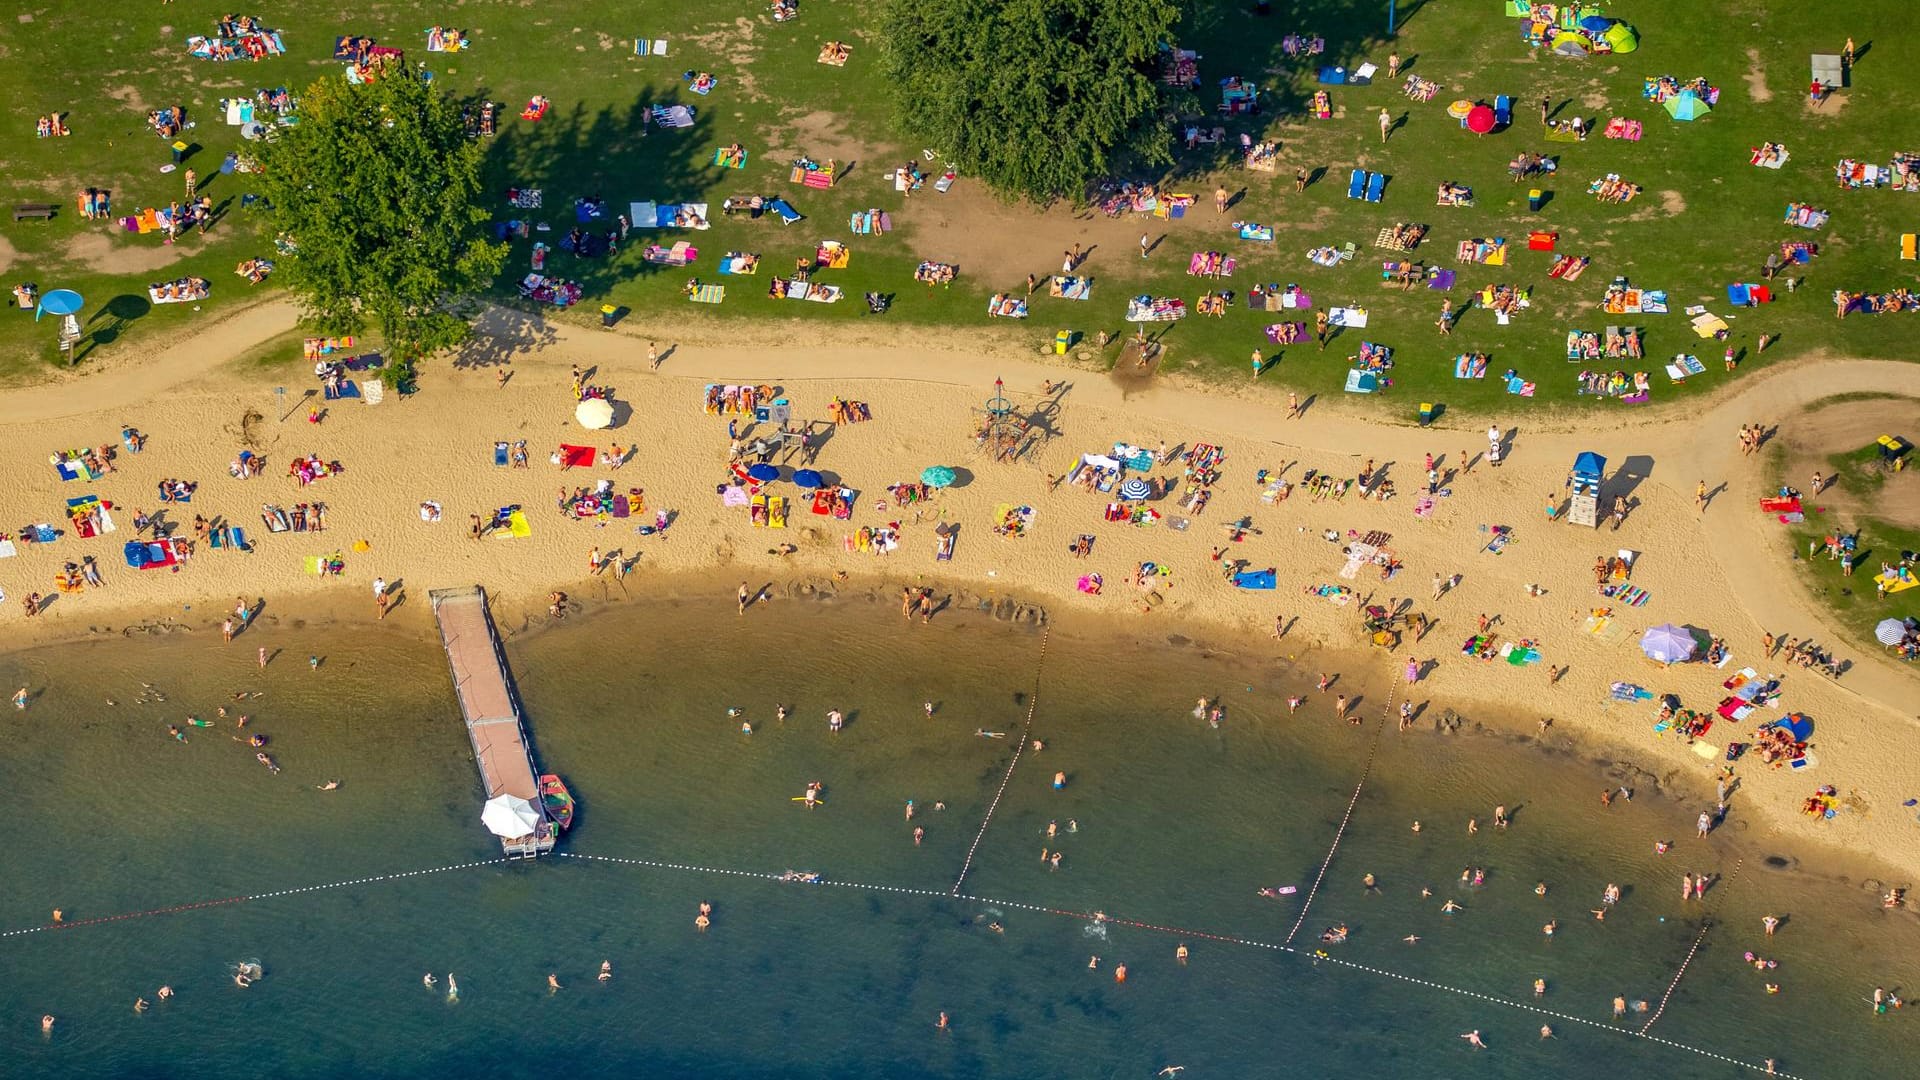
[921,465,957,488]
[791,469,824,489]
[747,463,780,482]
[36,288,84,322]
[1639,623,1697,664]
[1119,477,1152,500]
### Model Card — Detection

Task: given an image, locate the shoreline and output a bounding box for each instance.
[20,561,1920,901]
[2,308,1917,888]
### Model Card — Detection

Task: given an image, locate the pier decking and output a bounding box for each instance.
[430,586,555,857]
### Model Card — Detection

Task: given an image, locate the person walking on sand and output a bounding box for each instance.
[1697,811,1713,838]
[222,618,234,643]
[183,168,197,201]
[1696,480,1708,512]
[1379,108,1393,143]
[258,646,268,670]
[648,342,661,370]
[1295,166,1308,193]
[1315,310,1330,350]
[1432,573,1447,602]
[588,547,602,574]
[738,582,752,614]
[1334,694,1349,722]
[1287,391,1301,418]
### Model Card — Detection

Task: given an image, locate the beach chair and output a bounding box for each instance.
[1347,169,1366,199]
[1365,172,1386,202]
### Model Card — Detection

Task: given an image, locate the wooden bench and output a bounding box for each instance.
[13,203,57,221]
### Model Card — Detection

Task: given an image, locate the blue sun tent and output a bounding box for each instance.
[1233,568,1278,590]
[1665,91,1709,121]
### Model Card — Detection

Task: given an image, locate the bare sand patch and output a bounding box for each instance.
[1743,48,1773,102]
[1782,395,1920,529]
[65,231,190,275]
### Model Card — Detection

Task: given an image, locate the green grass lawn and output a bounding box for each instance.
[6,0,1920,417]
[1769,440,1920,659]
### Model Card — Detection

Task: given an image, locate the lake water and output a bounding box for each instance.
[1,588,1913,1078]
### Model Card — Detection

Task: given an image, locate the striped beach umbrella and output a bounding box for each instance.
[1119,478,1152,500]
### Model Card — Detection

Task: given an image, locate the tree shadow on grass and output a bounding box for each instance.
[479,93,711,307]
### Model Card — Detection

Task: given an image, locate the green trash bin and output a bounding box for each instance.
[1528,188,1544,212]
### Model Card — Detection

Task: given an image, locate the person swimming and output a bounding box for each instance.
[1460,1030,1486,1049]
[1543,920,1557,936]
[156,986,172,1000]
[1471,868,1485,887]
[424,973,436,989]
[1403,935,1420,943]
[548,974,561,992]
[598,960,612,982]
[1536,881,1549,897]
[1319,924,1348,943]
[775,704,789,722]
[1534,978,1546,996]
[1441,899,1461,913]
[41,1015,54,1034]
[447,974,458,1001]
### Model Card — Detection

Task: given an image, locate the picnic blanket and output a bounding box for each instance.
[650,104,695,128]
[987,294,1028,318]
[1236,222,1274,241]
[688,283,725,304]
[1664,354,1707,381]
[1328,305,1368,327]
[1125,296,1186,322]
[1049,276,1092,300]
[1457,237,1506,265]
[630,201,711,229]
[717,252,759,275]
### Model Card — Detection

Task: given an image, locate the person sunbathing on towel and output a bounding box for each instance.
[691,72,717,93]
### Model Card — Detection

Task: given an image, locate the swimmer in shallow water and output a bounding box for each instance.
[41,1015,54,1034]
[156,986,172,1000]
[1536,881,1548,897]
[1460,1030,1486,1049]
[1403,935,1420,944]
[1540,1024,1555,1039]
[424,973,436,988]
[1441,899,1461,913]
[599,961,612,982]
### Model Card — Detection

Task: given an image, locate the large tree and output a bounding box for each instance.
[879,0,1186,202]
[258,73,505,380]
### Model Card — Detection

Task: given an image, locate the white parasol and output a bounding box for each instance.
[481,794,542,839]
[575,397,614,430]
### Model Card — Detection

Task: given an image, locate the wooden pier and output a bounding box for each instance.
[430,586,555,857]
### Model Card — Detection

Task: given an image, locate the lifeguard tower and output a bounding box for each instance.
[1567,451,1604,527]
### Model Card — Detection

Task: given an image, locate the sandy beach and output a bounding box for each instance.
[6,299,1920,881]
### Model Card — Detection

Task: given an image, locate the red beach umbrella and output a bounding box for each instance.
[1466,105,1496,134]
